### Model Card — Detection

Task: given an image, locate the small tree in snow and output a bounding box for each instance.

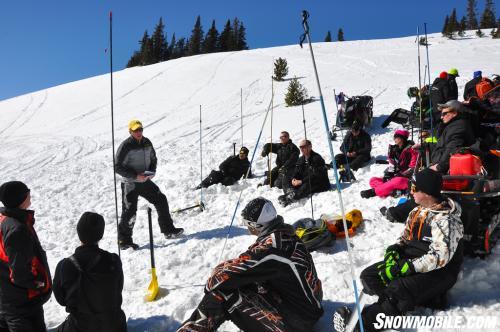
[285,77,308,106]
[273,58,289,81]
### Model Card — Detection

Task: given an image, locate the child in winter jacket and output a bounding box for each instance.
[360,129,418,198]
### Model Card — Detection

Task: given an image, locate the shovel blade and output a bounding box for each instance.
[145,269,159,302]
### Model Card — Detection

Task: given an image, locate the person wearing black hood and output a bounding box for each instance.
[429,100,476,174]
[463,70,483,101]
[260,131,299,188]
[177,197,324,332]
[0,181,52,332]
[334,121,372,171]
[334,169,464,332]
[53,212,127,332]
[195,147,252,189]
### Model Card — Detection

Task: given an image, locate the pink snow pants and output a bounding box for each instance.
[369,176,409,198]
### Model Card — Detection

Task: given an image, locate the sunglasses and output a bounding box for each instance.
[299,145,308,149]
[440,111,453,117]
[132,128,143,133]
[280,135,288,139]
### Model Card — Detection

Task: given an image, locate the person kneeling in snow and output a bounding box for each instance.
[177,197,324,332]
[360,129,418,199]
[278,139,331,207]
[195,147,251,189]
[53,212,127,332]
[335,169,464,332]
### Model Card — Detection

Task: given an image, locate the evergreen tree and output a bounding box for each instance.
[467,0,479,29]
[126,52,142,68]
[188,15,204,56]
[476,28,485,37]
[324,30,332,42]
[273,58,288,81]
[285,77,308,106]
[169,33,177,59]
[236,21,248,50]
[139,30,154,65]
[232,18,240,51]
[495,19,500,38]
[218,19,233,51]
[442,15,451,37]
[449,8,459,34]
[480,0,497,29]
[337,28,345,41]
[203,20,219,53]
[458,16,467,36]
[152,17,168,62]
[176,37,187,58]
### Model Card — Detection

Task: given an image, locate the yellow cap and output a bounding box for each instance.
[128,119,143,131]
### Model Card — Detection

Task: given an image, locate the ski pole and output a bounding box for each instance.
[241,88,244,146]
[109,11,120,258]
[300,10,364,331]
[415,26,422,144]
[199,105,204,208]
[333,89,353,182]
[269,76,274,187]
[301,103,314,219]
[424,23,434,139]
[218,95,274,263]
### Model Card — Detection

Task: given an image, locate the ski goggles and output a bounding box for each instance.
[241,218,261,229]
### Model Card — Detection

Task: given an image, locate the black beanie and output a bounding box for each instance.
[77,212,105,244]
[414,168,443,198]
[0,181,30,208]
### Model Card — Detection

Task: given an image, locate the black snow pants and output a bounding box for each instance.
[358,248,463,331]
[200,170,236,188]
[119,180,175,241]
[334,153,371,171]
[263,167,292,189]
[177,288,315,332]
[0,306,46,332]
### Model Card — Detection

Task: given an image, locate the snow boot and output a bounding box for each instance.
[380,206,388,216]
[119,239,139,250]
[164,227,184,239]
[333,305,357,332]
[360,189,376,199]
[278,194,293,207]
[339,166,356,182]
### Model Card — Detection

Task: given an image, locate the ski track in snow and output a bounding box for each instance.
[0,32,499,332]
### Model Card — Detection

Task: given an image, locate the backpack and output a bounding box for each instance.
[476,78,495,99]
[293,218,335,251]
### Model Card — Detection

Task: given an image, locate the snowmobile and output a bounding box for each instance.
[330,92,373,140]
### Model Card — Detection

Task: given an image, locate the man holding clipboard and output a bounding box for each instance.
[115,119,183,250]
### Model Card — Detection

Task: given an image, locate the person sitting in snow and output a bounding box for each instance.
[334,169,464,332]
[334,121,372,172]
[53,212,127,332]
[463,70,483,101]
[195,147,251,189]
[360,129,418,199]
[260,131,299,188]
[278,139,331,207]
[177,197,324,332]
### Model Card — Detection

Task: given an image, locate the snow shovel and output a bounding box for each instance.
[145,207,159,302]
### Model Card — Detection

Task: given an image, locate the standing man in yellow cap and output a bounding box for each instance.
[115,119,183,250]
[447,68,459,100]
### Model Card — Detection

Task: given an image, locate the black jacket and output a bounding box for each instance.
[53,245,126,332]
[205,217,323,327]
[430,77,451,110]
[0,208,52,314]
[115,136,157,181]
[292,151,331,191]
[431,116,476,173]
[219,155,251,180]
[341,129,372,156]
[447,75,459,101]
[262,141,300,171]
[463,76,482,101]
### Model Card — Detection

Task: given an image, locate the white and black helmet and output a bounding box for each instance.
[241,197,277,229]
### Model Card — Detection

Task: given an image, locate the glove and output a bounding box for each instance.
[384,244,401,262]
[378,258,415,286]
[278,166,285,175]
[261,143,271,157]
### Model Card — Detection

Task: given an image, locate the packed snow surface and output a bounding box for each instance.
[1,32,499,331]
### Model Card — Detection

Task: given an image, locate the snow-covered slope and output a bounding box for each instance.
[1,32,499,331]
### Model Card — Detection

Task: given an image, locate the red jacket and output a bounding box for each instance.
[0,208,52,313]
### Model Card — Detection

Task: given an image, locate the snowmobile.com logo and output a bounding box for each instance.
[373,313,498,330]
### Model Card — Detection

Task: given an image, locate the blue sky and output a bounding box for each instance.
[0,0,489,100]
